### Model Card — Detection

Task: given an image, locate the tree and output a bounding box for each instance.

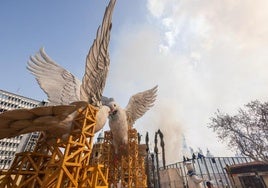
[209,100,268,164]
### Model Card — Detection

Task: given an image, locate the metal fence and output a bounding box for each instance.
[159,156,253,188]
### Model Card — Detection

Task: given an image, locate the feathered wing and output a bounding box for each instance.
[125,86,158,125]
[80,0,116,106]
[27,48,81,105]
[0,102,88,140]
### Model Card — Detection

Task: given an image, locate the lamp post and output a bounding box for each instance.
[154,132,161,188]
[145,132,152,188]
[151,153,156,188]
[158,129,166,169]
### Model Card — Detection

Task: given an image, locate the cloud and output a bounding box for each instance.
[106,0,268,163]
[147,0,268,55]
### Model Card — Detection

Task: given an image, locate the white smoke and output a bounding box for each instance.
[106,0,268,163]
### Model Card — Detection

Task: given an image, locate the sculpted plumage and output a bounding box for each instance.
[27,0,116,107]
[108,86,158,153]
[0,101,88,141]
[0,0,159,151]
[0,0,116,141]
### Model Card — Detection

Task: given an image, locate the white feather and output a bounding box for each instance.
[0,0,117,142]
[108,86,158,153]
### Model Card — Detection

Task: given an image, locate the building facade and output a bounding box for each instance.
[0,89,42,169]
[227,161,268,188]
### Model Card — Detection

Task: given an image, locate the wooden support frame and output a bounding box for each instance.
[0,104,108,188]
[42,105,97,188]
[86,164,108,188]
[103,127,147,188]
[0,137,61,188]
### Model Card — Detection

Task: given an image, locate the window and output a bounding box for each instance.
[239,175,266,188]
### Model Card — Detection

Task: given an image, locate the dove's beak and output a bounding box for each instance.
[109,109,117,115]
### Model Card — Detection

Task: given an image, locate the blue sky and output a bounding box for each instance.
[0,0,146,99]
[1,0,268,163]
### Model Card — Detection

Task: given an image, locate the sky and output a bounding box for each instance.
[1,0,268,164]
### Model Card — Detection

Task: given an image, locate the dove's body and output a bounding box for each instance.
[107,86,158,153]
[108,103,128,153]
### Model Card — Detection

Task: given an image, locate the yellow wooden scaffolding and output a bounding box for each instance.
[0,104,108,188]
[102,127,147,188]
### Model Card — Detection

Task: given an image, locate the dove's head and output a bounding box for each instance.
[108,101,119,117]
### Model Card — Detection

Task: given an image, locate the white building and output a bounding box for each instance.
[0,89,43,169]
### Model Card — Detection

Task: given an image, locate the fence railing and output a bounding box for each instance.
[157,156,253,188]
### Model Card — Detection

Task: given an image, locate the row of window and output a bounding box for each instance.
[0,92,39,108]
[0,102,21,109]
[0,108,7,113]
[0,150,16,157]
[0,93,22,102]
[0,142,19,148]
[0,159,11,165]
[0,148,17,153]
[0,101,36,108]
[0,136,23,141]
[0,160,11,164]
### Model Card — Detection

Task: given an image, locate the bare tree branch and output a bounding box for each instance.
[209,100,268,164]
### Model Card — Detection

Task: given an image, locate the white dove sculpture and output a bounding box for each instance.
[108,86,158,153]
[0,0,116,142]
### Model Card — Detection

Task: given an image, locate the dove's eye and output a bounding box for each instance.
[113,104,116,107]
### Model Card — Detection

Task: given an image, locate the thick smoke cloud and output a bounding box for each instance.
[106,0,268,163]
